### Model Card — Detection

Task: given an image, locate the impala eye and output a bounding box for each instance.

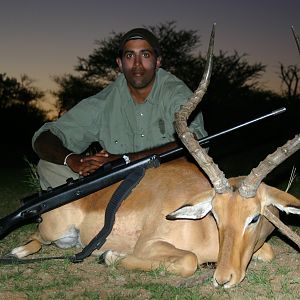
[249,214,260,224]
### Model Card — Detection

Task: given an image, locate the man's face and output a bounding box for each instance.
[116,39,161,90]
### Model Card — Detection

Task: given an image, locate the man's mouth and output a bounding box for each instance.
[132,68,144,76]
[132,72,144,77]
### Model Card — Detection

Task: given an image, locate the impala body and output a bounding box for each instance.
[11,25,300,288]
[11,155,300,288]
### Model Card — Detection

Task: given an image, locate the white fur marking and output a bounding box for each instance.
[104,250,126,265]
[54,226,81,249]
[275,203,300,215]
[11,246,31,258]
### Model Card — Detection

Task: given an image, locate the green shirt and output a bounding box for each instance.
[33,68,207,154]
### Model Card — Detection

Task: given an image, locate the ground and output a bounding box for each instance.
[0,225,299,299]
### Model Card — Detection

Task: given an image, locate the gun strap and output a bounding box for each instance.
[70,166,145,263]
[0,167,146,265]
[0,255,70,265]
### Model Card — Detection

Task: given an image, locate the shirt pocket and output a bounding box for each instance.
[148,118,176,146]
[99,124,135,154]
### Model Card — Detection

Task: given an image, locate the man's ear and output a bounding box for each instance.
[116,58,123,72]
[156,56,162,69]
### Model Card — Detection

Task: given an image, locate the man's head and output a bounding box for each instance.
[117,28,162,93]
[118,28,161,58]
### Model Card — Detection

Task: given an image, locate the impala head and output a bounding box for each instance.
[168,24,300,288]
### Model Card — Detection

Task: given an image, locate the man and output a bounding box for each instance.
[33,28,207,189]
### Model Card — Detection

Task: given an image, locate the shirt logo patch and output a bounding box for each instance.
[158,119,166,135]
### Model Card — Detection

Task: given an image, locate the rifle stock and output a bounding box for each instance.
[0,107,286,239]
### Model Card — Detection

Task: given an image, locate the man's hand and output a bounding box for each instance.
[67,150,120,176]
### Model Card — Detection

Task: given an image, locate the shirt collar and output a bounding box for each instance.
[145,70,159,104]
[120,69,162,105]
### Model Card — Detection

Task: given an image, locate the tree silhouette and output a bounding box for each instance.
[279,63,300,102]
[0,73,47,165]
[52,74,102,116]
[0,73,44,109]
[53,21,270,117]
[51,22,299,165]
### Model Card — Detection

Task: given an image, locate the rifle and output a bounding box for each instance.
[0,107,286,239]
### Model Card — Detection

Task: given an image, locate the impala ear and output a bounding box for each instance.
[166,189,215,220]
[260,183,300,215]
[260,183,300,249]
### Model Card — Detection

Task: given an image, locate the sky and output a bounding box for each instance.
[1,0,300,111]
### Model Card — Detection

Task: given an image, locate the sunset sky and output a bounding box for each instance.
[1,0,300,111]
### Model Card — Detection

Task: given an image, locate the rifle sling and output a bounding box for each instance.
[70,166,146,263]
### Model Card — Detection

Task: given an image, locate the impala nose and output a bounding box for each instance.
[213,267,243,289]
[213,274,233,288]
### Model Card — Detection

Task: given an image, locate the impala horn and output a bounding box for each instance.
[239,134,300,198]
[174,23,232,194]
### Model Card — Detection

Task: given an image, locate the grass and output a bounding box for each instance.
[0,229,299,299]
[0,266,82,299]
[0,152,299,299]
[0,165,39,218]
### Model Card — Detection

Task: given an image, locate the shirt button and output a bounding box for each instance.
[140,113,143,116]
[114,140,118,144]
[141,134,145,137]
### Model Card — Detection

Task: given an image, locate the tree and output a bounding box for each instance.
[279,63,300,102]
[52,74,102,116]
[0,73,47,165]
[53,21,203,111]
[52,21,280,136]
[50,22,299,174]
[53,22,268,114]
[198,51,270,134]
[148,21,201,89]
[205,51,265,103]
[0,73,44,109]
[75,21,201,86]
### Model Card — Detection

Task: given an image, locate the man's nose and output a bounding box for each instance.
[134,55,142,66]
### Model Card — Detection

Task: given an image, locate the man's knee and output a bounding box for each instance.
[37,160,79,189]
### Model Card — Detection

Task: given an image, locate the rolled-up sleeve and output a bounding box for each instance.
[32,96,103,153]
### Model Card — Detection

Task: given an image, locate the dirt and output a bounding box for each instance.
[0,229,299,299]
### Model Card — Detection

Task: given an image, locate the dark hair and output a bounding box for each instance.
[118,28,161,57]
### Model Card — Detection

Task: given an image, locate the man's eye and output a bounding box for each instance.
[143,52,150,58]
[126,53,133,59]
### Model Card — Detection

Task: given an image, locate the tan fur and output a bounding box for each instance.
[11,156,300,288]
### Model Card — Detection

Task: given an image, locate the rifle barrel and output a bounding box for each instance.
[159,107,286,163]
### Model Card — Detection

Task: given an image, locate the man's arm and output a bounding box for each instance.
[34,131,110,175]
[34,130,180,176]
[126,142,179,161]
[34,130,72,165]
[78,140,180,176]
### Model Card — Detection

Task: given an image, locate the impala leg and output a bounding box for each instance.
[10,231,50,258]
[252,242,275,261]
[11,209,82,258]
[106,241,198,277]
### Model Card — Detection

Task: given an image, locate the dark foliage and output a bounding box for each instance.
[52,74,103,116]
[0,73,47,165]
[51,22,299,179]
[2,23,300,171]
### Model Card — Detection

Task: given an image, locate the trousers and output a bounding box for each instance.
[37,159,80,190]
